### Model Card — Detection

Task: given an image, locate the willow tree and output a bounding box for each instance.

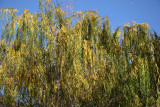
[0,0,159,106]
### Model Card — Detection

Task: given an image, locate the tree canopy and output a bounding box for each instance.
[0,0,160,106]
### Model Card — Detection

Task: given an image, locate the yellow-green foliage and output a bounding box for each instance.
[0,0,160,106]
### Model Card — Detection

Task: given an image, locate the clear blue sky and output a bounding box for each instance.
[0,0,160,35]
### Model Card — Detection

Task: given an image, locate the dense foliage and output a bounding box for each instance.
[0,0,160,106]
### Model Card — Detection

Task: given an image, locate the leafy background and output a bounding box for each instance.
[0,0,160,106]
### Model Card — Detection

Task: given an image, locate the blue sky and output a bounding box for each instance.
[0,0,160,35]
